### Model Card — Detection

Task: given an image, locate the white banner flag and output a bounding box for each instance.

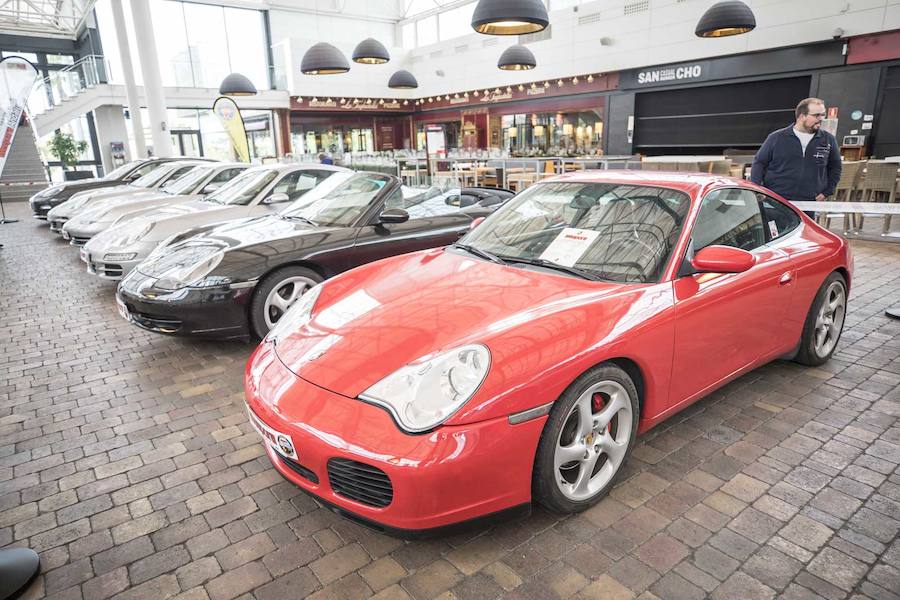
[0,56,39,179]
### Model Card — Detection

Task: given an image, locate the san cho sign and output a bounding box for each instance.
[620,61,710,89]
[637,64,703,85]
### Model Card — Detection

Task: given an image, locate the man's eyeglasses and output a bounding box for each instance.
[807,112,826,118]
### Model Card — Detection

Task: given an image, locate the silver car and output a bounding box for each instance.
[49,160,206,236]
[80,164,349,280]
[60,163,247,245]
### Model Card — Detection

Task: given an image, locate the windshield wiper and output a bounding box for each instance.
[281,214,318,226]
[503,257,604,281]
[453,243,506,265]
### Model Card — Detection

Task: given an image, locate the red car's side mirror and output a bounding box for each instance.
[692,245,755,273]
[470,216,485,230]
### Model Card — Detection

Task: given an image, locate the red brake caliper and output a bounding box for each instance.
[592,392,612,433]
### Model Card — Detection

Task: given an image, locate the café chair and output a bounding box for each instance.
[819,160,864,234]
[853,160,899,234]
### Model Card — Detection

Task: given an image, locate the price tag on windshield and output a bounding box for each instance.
[539,228,601,267]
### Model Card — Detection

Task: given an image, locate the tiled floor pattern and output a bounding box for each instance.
[1,201,899,600]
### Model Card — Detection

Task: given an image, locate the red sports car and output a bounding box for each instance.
[245,171,852,537]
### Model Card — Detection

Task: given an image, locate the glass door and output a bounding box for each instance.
[170,130,203,157]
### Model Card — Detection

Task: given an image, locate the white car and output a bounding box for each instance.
[60,163,247,245]
[48,160,207,235]
[80,164,349,280]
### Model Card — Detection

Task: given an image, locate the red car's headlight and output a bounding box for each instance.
[359,344,491,433]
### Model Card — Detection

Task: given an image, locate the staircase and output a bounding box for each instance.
[0,121,49,203]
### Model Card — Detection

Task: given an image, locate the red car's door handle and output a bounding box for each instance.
[779,271,793,285]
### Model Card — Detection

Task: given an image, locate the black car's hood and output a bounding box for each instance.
[186,214,330,250]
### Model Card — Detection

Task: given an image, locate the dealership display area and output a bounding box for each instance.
[3,0,900,598]
[3,196,900,598]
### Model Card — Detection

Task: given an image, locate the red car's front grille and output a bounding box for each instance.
[327,458,393,508]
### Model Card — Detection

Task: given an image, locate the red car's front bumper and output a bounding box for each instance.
[244,342,543,536]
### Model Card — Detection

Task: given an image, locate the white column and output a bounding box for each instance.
[129,0,173,157]
[110,0,146,158]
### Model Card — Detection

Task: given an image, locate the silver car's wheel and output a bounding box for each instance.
[534,363,639,514]
[813,280,845,359]
[250,266,324,339]
[263,276,317,331]
[554,381,633,502]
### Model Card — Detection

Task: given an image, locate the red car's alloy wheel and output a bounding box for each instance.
[553,379,633,502]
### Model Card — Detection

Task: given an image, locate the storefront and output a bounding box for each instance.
[612,41,853,156]
[846,30,900,158]
[289,97,415,158]
[412,73,617,156]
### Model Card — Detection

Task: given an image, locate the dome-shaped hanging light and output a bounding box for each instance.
[301,42,350,75]
[388,70,418,89]
[218,73,257,96]
[497,45,536,70]
[352,38,390,64]
[471,0,549,35]
[695,0,756,37]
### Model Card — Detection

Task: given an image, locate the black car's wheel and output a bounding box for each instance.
[533,363,639,514]
[250,266,323,339]
[795,272,847,366]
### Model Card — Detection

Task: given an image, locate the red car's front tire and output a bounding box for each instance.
[532,363,639,514]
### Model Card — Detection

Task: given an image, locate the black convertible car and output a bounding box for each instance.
[116,172,514,340]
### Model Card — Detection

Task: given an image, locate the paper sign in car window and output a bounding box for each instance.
[768,220,778,238]
[539,228,601,267]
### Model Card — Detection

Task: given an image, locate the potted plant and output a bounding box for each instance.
[48,132,92,181]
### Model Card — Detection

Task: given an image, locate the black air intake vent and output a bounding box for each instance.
[327,458,393,508]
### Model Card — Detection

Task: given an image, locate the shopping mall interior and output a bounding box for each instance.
[1,1,900,599]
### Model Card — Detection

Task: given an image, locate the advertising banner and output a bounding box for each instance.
[212,96,250,162]
[0,56,39,178]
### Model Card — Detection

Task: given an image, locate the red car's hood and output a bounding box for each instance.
[273,248,628,398]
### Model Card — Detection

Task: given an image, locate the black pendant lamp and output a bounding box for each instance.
[301,42,350,75]
[218,73,257,96]
[695,0,756,37]
[353,38,390,64]
[388,70,418,89]
[498,45,536,70]
[471,0,549,35]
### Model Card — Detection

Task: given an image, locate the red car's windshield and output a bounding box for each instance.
[463,182,690,283]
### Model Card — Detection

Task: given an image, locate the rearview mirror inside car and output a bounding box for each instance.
[691,245,755,274]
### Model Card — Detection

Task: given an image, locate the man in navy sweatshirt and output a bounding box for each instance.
[751,98,842,218]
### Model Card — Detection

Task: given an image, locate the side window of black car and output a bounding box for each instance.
[128,164,157,180]
[692,188,766,252]
[759,194,801,241]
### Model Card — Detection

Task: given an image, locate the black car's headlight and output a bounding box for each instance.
[140,244,225,290]
[39,187,62,199]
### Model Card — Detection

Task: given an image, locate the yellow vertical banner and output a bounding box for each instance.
[213,97,250,162]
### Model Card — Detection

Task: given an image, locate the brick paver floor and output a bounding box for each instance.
[1,200,899,600]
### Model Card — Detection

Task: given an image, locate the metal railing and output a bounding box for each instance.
[27,55,108,117]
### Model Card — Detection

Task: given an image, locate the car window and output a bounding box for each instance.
[463,182,690,283]
[125,162,159,181]
[759,194,801,242]
[387,188,473,220]
[270,171,329,202]
[281,172,389,227]
[206,169,279,205]
[211,168,245,184]
[692,188,765,252]
[159,166,197,188]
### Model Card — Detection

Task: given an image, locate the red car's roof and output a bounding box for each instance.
[539,169,746,196]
